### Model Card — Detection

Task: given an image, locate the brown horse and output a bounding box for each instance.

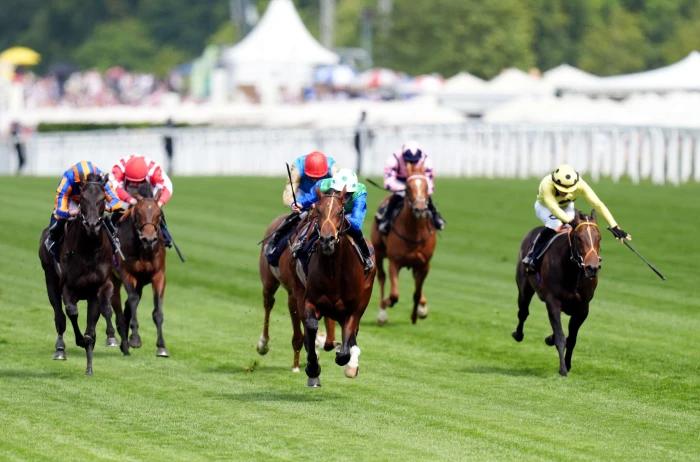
[513,210,602,376]
[258,214,338,372]
[38,174,114,375]
[110,188,169,357]
[371,162,437,325]
[301,189,376,387]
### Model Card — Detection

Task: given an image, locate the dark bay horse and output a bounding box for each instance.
[371,162,437,325]
[514,210,602,376]
[301,189,376,387]
[111,188,169,357]
[258,214,337,372]
[38,174,114,375]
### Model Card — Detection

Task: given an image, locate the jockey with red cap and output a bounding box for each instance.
[265,151,337,266]
[109,154,174,247]
[375,141,445,234]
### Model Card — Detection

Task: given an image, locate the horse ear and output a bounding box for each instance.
[101,173,109,186]
[341,185,347,200]
[406,163,414,175]
[590,209,597,221]
[133,193,143,201]
[119,208,132,223]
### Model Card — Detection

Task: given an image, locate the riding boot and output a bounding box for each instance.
[428,197,446,230]
[347,227,374,272]
[161,221,173,248]
[45,216,65,262]
[376,193,403,234]
[522,227,557,273]
[266,212,300,258]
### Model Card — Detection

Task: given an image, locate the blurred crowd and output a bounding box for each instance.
[15,67,179,107]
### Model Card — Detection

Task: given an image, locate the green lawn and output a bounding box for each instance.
[0,176,697,461]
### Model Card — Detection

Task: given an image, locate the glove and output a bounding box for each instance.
[609,226,630,241]
[290,203,302,214]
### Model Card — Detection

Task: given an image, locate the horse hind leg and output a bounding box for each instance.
[322,318,338,351]
[512,282,534,342]
[84,296,102,375]
[287,293,303,372]
[45,268,67,360]
[62,288,85,348]
[375,248,389,325]
[101,299,118,348]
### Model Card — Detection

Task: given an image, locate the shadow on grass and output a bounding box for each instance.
[461,365,549,378]
[210,390,341,402]
[206,362,293,375]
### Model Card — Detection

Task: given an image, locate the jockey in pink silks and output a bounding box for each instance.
[375,140,445,234]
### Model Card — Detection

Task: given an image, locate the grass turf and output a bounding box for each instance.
[0,176,697,461]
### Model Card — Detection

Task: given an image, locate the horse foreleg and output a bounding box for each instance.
[565,305,589,372]
[258,271,279,356]
[322,318,337,351]
[126,284,144,349]
[376,248,389,324]
[303,302,321,387]
[411,264,429,324]
[110,277,129,356]
[338,314,360,378]
[151,271,168,357]
[45,269,66,360]
[101,296,118,347]
[512,281,534,342]
[62,287,85,348]
[545,299,568,376]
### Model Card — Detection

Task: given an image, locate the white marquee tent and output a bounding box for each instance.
[560,51,700,96]
[222,0,338,99]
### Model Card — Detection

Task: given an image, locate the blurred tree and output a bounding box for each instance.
[375,0,534,78]
[660,2,700,63]
[578,3,646,75]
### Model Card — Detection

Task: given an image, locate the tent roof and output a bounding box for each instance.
[223,0,338,65]
[441,72,486,94]
[542,64,599,88]
[487,68,543,94]
[562,51,700,95]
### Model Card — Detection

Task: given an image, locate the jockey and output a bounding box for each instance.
[44,160,125,261]
[522,164,632,273]
[265,151,337,264]
[376,140,445,234]
[109,154,174,247]
[291,168,374,272]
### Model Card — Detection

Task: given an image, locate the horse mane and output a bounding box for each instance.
[136,182,153,198]
[85,172,104,184]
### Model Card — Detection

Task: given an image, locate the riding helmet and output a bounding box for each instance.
[551,164,579,193]
[304,151,329,178]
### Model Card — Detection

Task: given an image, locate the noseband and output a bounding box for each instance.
[569,221,600,271]
[315,192,348,242]
[406,174,428,209]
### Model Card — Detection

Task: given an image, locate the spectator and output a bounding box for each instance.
[10,121,26,175]
[163,118,175,175]
[353,110,374,175]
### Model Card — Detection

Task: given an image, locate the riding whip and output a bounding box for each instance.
[286,162,298,206]
[365,178,404,192]
[101,221,126,261]
[609,228,665,281]
[161,213,186,263]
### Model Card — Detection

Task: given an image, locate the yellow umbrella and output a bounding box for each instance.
[0,46,41,66]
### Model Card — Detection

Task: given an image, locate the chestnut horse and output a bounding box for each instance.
[371,163,437,325]
[301,189,376,387]
[513,210,602,376]
[110,188,169,357]
[258,214,337,372]
[38,174,114,375]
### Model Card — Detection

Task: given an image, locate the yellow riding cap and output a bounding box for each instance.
[551,164,579,193]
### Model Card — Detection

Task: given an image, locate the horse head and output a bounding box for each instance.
[79,173,108,237]
[132,189,163,251]
[314,186,347,256]
[405,163,430,219]
[571,209,602,278]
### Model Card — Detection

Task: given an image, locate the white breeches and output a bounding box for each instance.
[534,200,575,230]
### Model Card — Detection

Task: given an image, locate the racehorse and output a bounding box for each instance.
[258,214,338,372]
[110,186,169,357]
[513,210,602,376]
[371,162,437,325]
[38,173,114,375]
[301,188,376,387]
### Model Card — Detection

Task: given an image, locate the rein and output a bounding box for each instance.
[390,174,433,244]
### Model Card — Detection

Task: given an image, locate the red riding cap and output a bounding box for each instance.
[304,151,329,178]
[124,156,148,182]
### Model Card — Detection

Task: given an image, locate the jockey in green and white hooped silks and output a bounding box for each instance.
[522,164,631,273]
[292,168,374,272]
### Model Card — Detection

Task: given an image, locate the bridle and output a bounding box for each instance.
[569,220,600,272]
[133,201,162,241]
[314,191,348,242]
[405,174,429,210]
[79,181,106,229]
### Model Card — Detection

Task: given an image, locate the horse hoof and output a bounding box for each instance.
[156,348,169,358]
[105,337,118,347]
[417,303,429,319]
[335,352,351,366]
[344,366,359,378]
[53,350,66,360]
[75,337,86,348]
[291,367,300,373]
[512,331,524,342]
[128,336,142,348]
[559,369,568,377]
[544,335,555,346]
[256,338,269,355]
[323,342,338,352]
[389,295,399,307]
[120,343,130,356]
[314,332,327,349]
[307,377,321,388]
[377,309,388,325]
[85,367,93,376]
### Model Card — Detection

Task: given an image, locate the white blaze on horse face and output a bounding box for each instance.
[321,195,339,238]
